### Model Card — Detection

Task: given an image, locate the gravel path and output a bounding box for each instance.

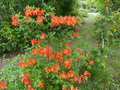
[0,52,24,70]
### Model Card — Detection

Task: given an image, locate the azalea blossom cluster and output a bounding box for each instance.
[69,70,91,83]
[72,33,79,38]
[19,57,45,90]
[31,46,73,70]
[21,73,35,90]
[25,7,46,23]
[25,7,44,17]
[19,57,37,69]
[0,81,7,89]
[11,7,45,26]
[31,39,40,46]
[45,63,60,73]
[11,14,21,26]
[51,16,78,27]
[62,86,78,90]
[59,70,74,79]
[21,72,45,90]
[31,33,46,46]
[59,69,91,84]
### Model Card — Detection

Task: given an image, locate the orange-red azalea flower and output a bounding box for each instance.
[31,39,40,46]
[72,33,79,37]
[89,60,94,65]
[0,81,7,89]
[28,85,36,90]
[74,76,82,83]
[79,53,85,56]
[29,59,37,66]
[38,81,45,88]
[70,86,78,90]
[51,16,78,27]
[75,48,82,51]
[59,71,67,79]
[62,47,72,56]
[19,62,28,69]
[40,33,46,39]
[11,14,21,26]
[38,9,45,16]
[21,73,32,86]
[84,70,91,76]
[83,75,88,80]
[36,16,45,23]
[32,48,38,55]
[22,73,30,78]
[64,59,72,69]
[67,70,75,78]
[45,63,60,73]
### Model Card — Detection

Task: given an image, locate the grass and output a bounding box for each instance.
[73,14,120,89]
[73,14,99,51]
[106,47,120,84]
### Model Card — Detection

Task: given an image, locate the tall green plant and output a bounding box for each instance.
[94,9,120,52]
[45,0,77,16]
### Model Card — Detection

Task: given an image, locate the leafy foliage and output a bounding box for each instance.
[94,9,120,50]
[0,0,43,21]
[44,0,77,16]
[0,6,79,54]
[0,0,79,22]
[0,33,110,89]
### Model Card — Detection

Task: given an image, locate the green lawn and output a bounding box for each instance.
[73,13,120,89]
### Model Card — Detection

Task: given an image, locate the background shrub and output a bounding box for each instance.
[94,9,120,50]
[0,0,79,22]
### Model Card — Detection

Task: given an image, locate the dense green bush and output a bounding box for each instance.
[45,0,77,16]
[84,0,119,15]
[94,9,120,50]
[0,0,43,21]
[0,0,79,22]
[110,0,120,11]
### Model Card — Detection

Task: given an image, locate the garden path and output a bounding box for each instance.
[0,52,24,70]
[73,12,100,50]
[74,13,120,87]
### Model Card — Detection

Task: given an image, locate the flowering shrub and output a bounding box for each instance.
[0,33,95,90]
[11,6,78,29]
[0,6,79,53]
[0,81,7,89]
[51,16,78,27]
[11,7,45,26]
